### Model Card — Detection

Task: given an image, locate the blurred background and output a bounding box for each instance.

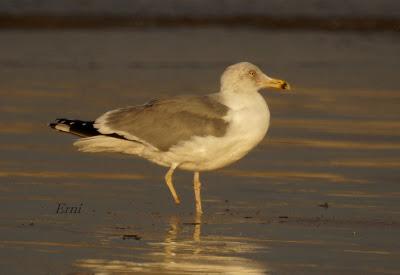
[0,0,399,30]
[0,1,399,274]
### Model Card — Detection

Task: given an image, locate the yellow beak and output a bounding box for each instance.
[263,76,291,91]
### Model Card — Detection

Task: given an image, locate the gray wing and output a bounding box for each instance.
[94,95,229,151]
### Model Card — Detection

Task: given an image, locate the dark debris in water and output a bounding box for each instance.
[318,202,329,209]
[19,221,35,227]
[183,222,201,225]
[122,234,141,240]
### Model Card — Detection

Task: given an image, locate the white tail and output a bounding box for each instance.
[74,136,146,155]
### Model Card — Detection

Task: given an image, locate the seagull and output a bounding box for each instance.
[49,62,290,214]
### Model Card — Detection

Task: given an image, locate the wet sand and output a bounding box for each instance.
[0,29,399,274]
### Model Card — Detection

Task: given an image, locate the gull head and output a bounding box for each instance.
[220,62,290,93]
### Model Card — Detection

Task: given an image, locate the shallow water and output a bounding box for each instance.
[0,29,399,274]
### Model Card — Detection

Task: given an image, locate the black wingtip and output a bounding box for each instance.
[48,118,101,137]
[48,122,57,129]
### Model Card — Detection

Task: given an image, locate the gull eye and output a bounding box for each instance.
[248,70,257,77]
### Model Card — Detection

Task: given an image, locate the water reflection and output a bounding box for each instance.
[76,214,268,274]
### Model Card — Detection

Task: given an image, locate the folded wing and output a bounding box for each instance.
[94,95,229,151]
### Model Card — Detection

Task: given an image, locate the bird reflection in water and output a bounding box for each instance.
[76,213,268,274]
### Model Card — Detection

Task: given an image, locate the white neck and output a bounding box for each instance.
[219,88,266,110]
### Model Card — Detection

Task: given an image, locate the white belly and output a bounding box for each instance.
[162,93,270,171]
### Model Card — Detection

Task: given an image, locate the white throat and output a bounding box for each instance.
[219,88,266,110]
